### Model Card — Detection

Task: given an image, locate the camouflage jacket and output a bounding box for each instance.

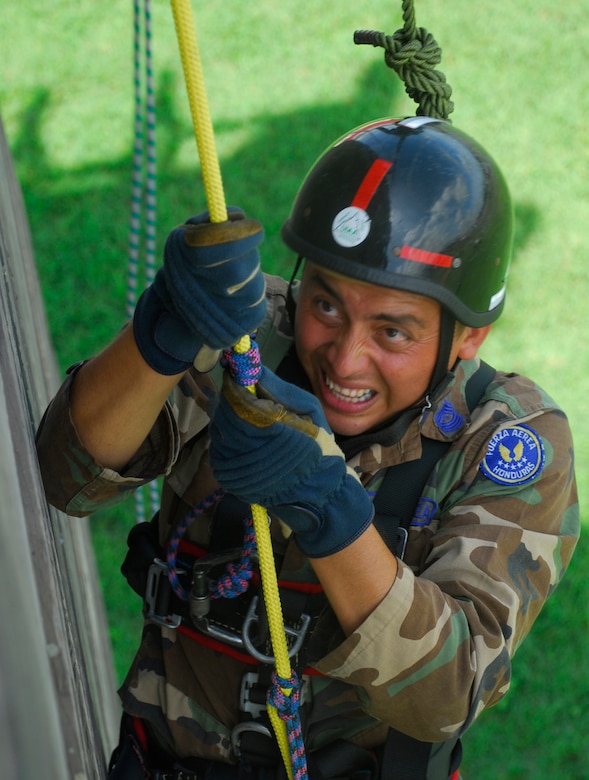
[36,275,579,763]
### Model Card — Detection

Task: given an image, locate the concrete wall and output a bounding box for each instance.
[0,115,119,779]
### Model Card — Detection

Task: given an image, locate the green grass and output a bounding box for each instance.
[2,1,588,776]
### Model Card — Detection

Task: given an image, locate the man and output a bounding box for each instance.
[36,117,579,779]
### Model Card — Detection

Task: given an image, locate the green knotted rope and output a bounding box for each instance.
[354,0,454,121]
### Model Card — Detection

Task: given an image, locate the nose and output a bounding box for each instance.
[326,326,370,377]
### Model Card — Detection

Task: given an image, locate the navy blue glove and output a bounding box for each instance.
[209,368,374,558]
[133,209,266,374]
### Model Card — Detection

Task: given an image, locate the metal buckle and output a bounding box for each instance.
[395,527,408,560]
[242,595,312,664]
[146,551,312,666]
[189,547,253,624]
[239,670,267,720]
[188,547,255,647]
[145,548,249,632]
[191,616,247,649]
[145,559,182,629]
[230,721,273,760]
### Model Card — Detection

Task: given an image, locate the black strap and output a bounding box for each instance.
[464,360,495,412]
[373,360,495,556]
[379,729,463,780]
[379,730,433,780]
[375,362,494,780]
[307,739,378,779]
[372,436,449,554]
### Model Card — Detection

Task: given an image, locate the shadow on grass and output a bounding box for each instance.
[11,60,401,368]
[11,58,541,368]
[513,201,541,258]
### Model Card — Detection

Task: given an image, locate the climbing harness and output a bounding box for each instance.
[159,341,308,780]
[129,352,489,780]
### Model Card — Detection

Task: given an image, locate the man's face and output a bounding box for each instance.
[294,264,465,437]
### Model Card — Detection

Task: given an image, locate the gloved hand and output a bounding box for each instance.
[208,367,374,557]
[133,208,266,374]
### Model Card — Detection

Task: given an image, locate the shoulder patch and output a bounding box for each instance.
[480,424,545,486]
[434,400,465,435]
[411,497,438,526]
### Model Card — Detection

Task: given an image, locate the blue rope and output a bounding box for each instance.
[210,514,257,599]
[129,0,159,521]
[127,0,157,318]
[223,336,308,778]
[167,318,308,777]
[221,338,262,386]
[166,488,225,600]
[267,670,308,780]
[166,490,257,602]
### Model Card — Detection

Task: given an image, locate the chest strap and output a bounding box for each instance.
[374,360,495,556]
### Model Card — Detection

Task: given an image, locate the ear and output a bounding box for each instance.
[456,324,493,361]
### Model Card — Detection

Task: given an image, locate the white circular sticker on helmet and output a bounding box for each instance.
[332,206,371,248]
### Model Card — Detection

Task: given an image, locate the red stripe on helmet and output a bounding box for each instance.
[351,159,393,210]
[400,244,454,268]
[339,119,398,143]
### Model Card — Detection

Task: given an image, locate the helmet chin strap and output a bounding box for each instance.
[286,254,304,324]
[428,307,458,399]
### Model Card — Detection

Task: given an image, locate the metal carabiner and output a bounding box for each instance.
[230,721,273,759]
[145,559,182,629]
[188,546,249,623]
[241,595,312,664]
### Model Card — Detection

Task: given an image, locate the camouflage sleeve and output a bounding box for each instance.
[36,368,179,517]
[36,278,292,519]
[313,407,579,742]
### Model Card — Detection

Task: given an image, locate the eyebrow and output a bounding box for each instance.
[310,272,428,329]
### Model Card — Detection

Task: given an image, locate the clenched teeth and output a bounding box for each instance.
[325,375,374,403]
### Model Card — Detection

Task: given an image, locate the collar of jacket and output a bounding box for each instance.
[342,358,482,471]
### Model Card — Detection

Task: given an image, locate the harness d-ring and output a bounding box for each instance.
[242,596,312,665]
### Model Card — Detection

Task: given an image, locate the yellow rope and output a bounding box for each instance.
[232,339,294,682]
[170,0,227,223]
[233,337,294,779]
[253,503,295,777]
[168,8,296,774]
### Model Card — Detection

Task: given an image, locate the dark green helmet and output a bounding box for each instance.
[281,117,514,327]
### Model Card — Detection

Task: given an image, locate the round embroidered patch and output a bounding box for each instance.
[480,424,545,486]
